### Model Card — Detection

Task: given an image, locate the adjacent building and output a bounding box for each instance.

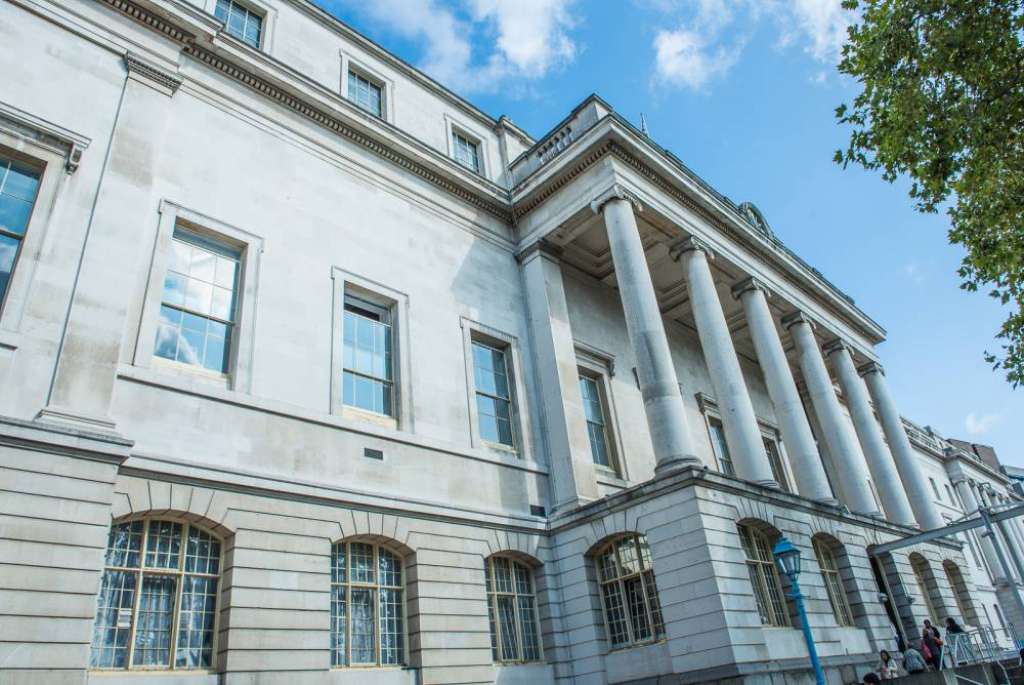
[1,1,1022,684]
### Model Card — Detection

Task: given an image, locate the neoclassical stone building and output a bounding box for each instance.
[1,1,1022,684]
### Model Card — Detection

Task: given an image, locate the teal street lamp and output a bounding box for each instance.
[774,536,826,685]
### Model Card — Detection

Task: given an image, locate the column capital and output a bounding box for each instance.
[731,276,772,301]
[590,184,643,215]
[822,338,852,357]
[781,310,815,331]
[858,360,885,377]
[669,235,715,262]
[516,239,563,265]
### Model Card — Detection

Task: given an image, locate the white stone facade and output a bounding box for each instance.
[0,1,1021,684]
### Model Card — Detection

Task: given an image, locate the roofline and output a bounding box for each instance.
[284,0,534,142]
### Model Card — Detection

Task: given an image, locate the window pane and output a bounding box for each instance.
[379,588,403,665]
[104,520,144,568]
[2,162,40,202]
[0,195,34,236]
[497,595,519,661]
[132,574,177,667]
[624,576,651,641]
[90,570,137,669]
[349,588,375,664]
[379,549,401,587]
[144,520,182,570]
[350,543,375,584]
[175,575,218,668]
[487,595,498,660]
[616,537,640,574]
[185,526,221,575]
[330,583,347,666]
[643,570,665,636]
[493,557,513,593]
[0,233,19,306]
[587,421,610,466]
[332,543,347,584]
[512,562,531,595]
[601,581,629,646]
[517,595,541,661]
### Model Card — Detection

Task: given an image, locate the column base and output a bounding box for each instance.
[753,478,781,489]
[654,455,703,476]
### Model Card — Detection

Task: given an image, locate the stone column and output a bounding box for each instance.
[977,484,1024,582]
[782,312,880,516]
[41,53,182,431]
[592,187,700,473]
[733,278,834,501]
[859,363,945,531]
[672,240,776,487]
[520,242,599,512]
[825,341,916,526]
[954,478,1005,583]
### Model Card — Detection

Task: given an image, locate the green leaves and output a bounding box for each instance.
[837,0,1024,386]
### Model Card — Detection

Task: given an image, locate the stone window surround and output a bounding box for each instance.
[0,101,89,341]
[694,392,795,490]
[340,51,395,123]
[575,341,629,484]
[330,267,412,431]
[133,200,263,393]
[460,316,533,461]
[444,114,489,177]
[201,0,278,53]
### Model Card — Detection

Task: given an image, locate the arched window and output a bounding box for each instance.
[910,553,940,622]
[738,524,789,627]
[595,534,665,648]
[485,556,542,663]
[813,537,854,627]
[943,560,973,625]
[331,541,405,667]
[89,519,221,671]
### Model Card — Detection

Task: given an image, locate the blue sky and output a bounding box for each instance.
[315,0,1023,467]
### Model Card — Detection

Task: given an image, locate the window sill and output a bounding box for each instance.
[151,356,230,389]
[116,363,550,476]
[607,637,667,654]
[340,404,398,430]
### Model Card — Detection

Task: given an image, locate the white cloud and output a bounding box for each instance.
[332,0,578,94]
[904,260,926,286]
[651,0,854,91]
[965,412,1002,435]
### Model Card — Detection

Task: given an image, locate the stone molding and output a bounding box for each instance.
[589,183,643,215]
[124,51,183,96]
[731,275,771,301]
[0,100,90,173]
[0,414,132,465]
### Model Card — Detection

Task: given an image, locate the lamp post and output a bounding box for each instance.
[774,536,826,685]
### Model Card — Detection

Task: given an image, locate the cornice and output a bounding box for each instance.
[125,51,183,95]
[0,100,90,173]
[99,0,513,222]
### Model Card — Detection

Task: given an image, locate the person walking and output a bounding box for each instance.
[921,620,943,670]
[903,642,928,675]
[878,649,899,679]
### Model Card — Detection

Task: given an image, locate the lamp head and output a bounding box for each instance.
[773,536,801,579]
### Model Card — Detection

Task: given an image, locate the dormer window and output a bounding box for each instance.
[452,130,481,173]
[348,70,383,118]
[215,0,263,48]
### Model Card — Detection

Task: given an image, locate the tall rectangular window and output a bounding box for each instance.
[342,295,394,417]
[708,419,733,476]
[472,340,514,447]
[929,478,941,500]
[579,373,613,468]
[763,437,790,492]
[215,0,262,48]
[348,71,383,117]
[0,157,40,311]
[452,131,480,173]
[154,228,240,374]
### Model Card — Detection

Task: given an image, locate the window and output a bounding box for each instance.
[472,340,515,448]
[708,419,734,476]
[929,478,941,501]
[595,535,665,648]
[0,156,40,311]
[993,603,1009,640]
[813,538,854,627]
[154,228,240,374]
[331,541,404,667]
[214,0,262,48]
[348,70,383,117]
[485,557,542,663]
[944,484,955,506]
[910,555,939,621]
[579,372,613,468]
[763,437,790,492]
[738,524,789,627]
[452,130,480,173]
[342,295,394,416]
[90,520,221,671]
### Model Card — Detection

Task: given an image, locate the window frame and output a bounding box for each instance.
[209,0,275,51]
[812,537,855,627]
[695,393,793,487]
[576,343,627,481]
[330,540,407,669]
[340,53,395,122]
[485,555,544,664]
[133,201,262,392]
[460,317,533,459]
[594,534,666,650]
[89,518,224,673]
[444,115,489,176]
[738,524,790,628]
[0,105,88,335]
[330,268,411,430]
